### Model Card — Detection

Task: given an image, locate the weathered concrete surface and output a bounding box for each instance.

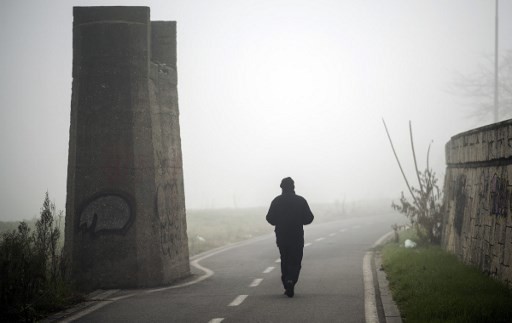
[149,21,189,283]
[442,119,512,287]
[65,6,189,290]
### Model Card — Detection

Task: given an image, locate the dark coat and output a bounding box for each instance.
[266,191,314,246]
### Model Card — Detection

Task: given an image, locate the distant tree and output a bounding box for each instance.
[451,50,512,122]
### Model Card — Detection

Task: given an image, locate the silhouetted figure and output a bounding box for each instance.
[266,177,314,297]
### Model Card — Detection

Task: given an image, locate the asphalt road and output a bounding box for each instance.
[70,213,402,323]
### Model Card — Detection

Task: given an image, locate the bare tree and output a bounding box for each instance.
[451,50,512,122]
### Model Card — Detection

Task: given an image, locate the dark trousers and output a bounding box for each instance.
[278,242,304,288]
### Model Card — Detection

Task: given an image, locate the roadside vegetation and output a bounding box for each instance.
[0,192,82,322]
[382,230,512,323]
[383,120,443,245]
[382,121,512,321]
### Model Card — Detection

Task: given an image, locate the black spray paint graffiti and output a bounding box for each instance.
[490,173,509,217]
[477,170,490,217]
[78,193,133,234]
[155,181,182,258]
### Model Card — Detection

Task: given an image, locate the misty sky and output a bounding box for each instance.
[1,0,511,221]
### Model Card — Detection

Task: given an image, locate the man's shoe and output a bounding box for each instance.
[285,280,294,298]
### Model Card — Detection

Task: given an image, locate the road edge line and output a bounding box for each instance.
[363,251,378,323]
[364,230,398,323]
[49,234,274,321]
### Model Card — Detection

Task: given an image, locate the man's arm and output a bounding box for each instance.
[266,199,277,226]
[302,199,314,225]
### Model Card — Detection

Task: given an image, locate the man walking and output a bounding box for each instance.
[266,177,314,297]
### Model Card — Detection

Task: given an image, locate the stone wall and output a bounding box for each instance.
[442,119,512,286]
[65,7,189,290]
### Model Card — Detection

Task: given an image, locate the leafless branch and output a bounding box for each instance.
[382,118,420,208]
[409,120,424,195]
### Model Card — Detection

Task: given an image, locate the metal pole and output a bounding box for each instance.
[494,0,499,122]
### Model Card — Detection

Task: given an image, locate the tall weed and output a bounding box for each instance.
[383,120,443,244]
[0,192,79,322]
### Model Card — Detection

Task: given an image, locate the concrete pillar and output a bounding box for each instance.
[65,6,189,290]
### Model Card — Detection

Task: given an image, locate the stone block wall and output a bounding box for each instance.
[65,7,189,290]
[442,119,512,286]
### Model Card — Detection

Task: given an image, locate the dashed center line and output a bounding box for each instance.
[219,227,366,321]
[228,295,248,306]
[249,278,263,287]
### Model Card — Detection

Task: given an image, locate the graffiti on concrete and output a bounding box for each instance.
[79,193,133,234]
[476,170,490,217]
[155,181,181,257]
[490,173,509,216]
[443,120,512,287]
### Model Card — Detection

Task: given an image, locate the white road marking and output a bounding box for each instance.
[339,229,347,232]
[371,230,395,248]
[304,242,312,247]
[315,237,325,242]
[147,254,214,293]
[363,252,378,323]
[263,266,274,273]
[249,278,263,287]
[60,234,275,320]
[59,291,135,323]
[364,231,396,323]
[329,233,336,237]
[146,235,272,294]
[275,258,281,263]
[208,319,224,323]
[229,295,248,306]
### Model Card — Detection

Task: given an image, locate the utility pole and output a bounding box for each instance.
[494,0,499,122]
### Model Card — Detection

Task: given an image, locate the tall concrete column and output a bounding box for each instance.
[65,6,189,290]
[149,21,190,284]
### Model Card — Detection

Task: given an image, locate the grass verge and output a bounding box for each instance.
[382,230,512,323]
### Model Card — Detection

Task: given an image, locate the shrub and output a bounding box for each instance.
[0,192,78,321]
[383,120,443,244]
[392,168,443,244]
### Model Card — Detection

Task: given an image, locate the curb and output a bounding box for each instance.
[42,234,274,322]
[39,289,122,323]
[364,231,402,323]
[374,252,402,323]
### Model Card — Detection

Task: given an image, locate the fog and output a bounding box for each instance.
[1,0,511,221]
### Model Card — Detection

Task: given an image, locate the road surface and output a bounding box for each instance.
[70,213,402,323]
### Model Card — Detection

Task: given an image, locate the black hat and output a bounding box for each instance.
[280,177,295,190]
